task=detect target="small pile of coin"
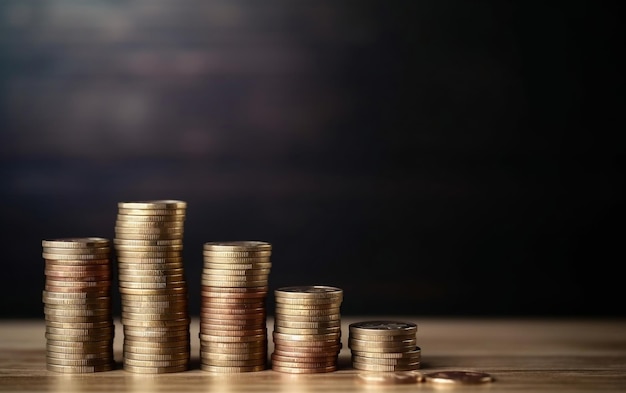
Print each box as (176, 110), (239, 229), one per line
(200, 241), (272, 373)
(348, 321), (420, 372)
(114, 200), (190, 374)
(42, 237), (115, 373)
(271, 286), (343, 373)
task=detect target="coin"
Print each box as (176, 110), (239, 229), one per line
(274, 286), (343, 299)
(46, 363), (114, 373)
(357, 371), (424, 384)
(42, 238), (110, 249)
(349, 321), (417, 336)
(271, 365), (336, 374)
(203, 241), (271, 250)
(122, 364), (188, 374)
(424, 371), (494, 384)
(118, 200), (187, 210)
(117, 208), (186, 216)
(200, 364), (266, 373)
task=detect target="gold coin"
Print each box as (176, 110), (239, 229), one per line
(272, 339), (339, 347)
(122, 363), (188, 374)
(42, 247), (111, 255)
(45, 314), (112, 323)
(118, 262), (184, 271)
(45, 326), (114, 336)
(45, 320), (112, 329)
(118, 287), (187, 296)
(123, 357), (188, 368)
(42, 238), (110, 249)
(271, 346), (342, 356)
(274, 307), (341, 316)
(349, 333), (416, 342)
(273, 332), (340, 342)
(352, 355), (421, 366)
(200, 351), (266, 361)
(199, 346), (266, 356)
(120, 293), (188, 303)
(44, 258), (110, 266)
(46, 363), (114, 373)
(46, 351), (113, 360)
(123, 352), (189, 361)
(349, 321), (417, 336)
(274, 286), (343, 299)
(43, 253), (110, 261)
(199, 328), (266, 337)
(273, 319), (341, 329)
(114, 226), (184, 235)
(121, 318), (190, 328)
(202, 250), (271, 258)
(357, 371), (424, 384)
(273, 314), (341, 322)
(271, 365), (336, 373)
(114, 238), (183, 245)
(203, 262), (272, 270)
(115, 250), (182, 258)
(116, 214), (185, 223)
(118, 200), (187, 210)
(46, 339), (113, 348)
(114, 233), (183, 241)
(198, 341), (266, 350)
(349, 337), (416, 348)
(274, 326), (341, 335)
(200, 364), (266, 373)
(114, 245), (184, 253)
(118, 274), (185, 283)
(201, 280), (268, 288)
(199, 333), (266, 343)
(274, 297), (341, 306)
(271, 354), (337, 363)
(123, 345), (190, 354)
(117, 208), (186, 216)
(115, 220), (185, 229)
(201, 359), (266, 367)
(203, 241), (271, 251)
(46, 344), (111, 354)
(424, 371), (494, 384)
(202, 268), (271, 276)
(353, 362), (420, 372)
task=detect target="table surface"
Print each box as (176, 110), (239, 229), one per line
(1, 317), (625, 392)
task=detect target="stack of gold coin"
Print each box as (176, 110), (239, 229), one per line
(348, 321), (421, 372)
(200, 241), (272, 373)
(114, 200), (190, 374)
(271, 285), (343, 374)
(42, 237), (115, 373)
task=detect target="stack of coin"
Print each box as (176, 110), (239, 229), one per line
(348, 321), (421, 372)
(42, 237), (115, 373)
(200, 241), (272, 373)
(271, 286), (343, 374)
(114, 200), (190, 374)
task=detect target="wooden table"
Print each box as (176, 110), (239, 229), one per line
(1, 317), (625, 392)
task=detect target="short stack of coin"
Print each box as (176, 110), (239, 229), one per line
(114, 200), (190, 374)
(200, 241), (272, 373)
(271, 286), (343, 374)
(348, 321), (421, 372)
(42, 237), (115, 373)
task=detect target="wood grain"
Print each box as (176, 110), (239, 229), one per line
(1, 317), (625, 392)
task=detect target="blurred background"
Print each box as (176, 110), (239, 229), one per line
(0, 0), (622, 318)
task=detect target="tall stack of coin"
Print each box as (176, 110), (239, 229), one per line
(42, 237), (115, 373)
(200, 241), (272, 373)
(271, 286), (343, 373)
(114, 200), (190, 374)
(348, 321), (421, 372)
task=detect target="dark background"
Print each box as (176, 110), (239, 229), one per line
(0, 0), (622, 318)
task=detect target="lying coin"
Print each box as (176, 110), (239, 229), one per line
(424, 371), (494, 384)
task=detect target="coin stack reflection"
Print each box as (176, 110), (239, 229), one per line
(200, 241), (272, 372)
(114, 200), (190, 374)
(42, 237), (115, 373)
(348, 321), (420, 371)
(271, 286), (343, 373)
